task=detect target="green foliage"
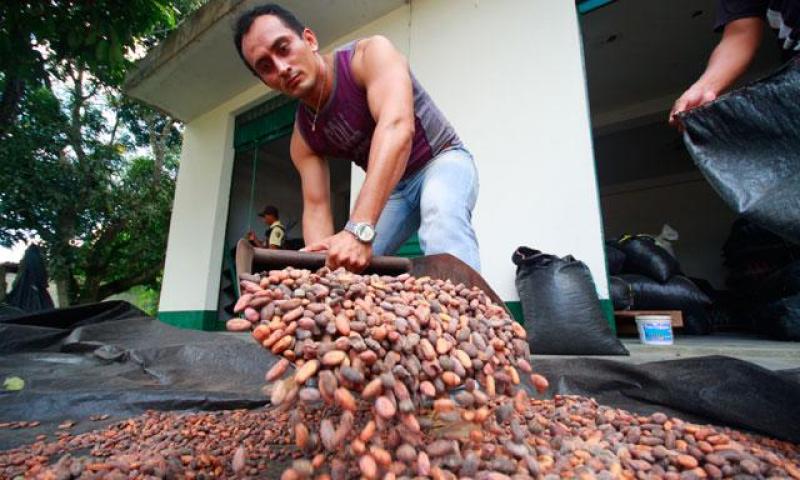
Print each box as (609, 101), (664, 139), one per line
(0, 1), (203, 305)
(0, 1), (175, 87)
(130, 285), (161, 317)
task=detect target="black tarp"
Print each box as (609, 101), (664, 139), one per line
(1, 302), (799, 452)
(0, 302), (276, 450)
(681, 57), (800, 245)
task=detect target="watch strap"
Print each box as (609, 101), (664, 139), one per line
(344, 221), (376, 243)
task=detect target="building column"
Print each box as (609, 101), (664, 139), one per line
(158, 110), (236, 329)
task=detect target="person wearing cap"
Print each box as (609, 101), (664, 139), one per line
(233, 4), (481, 273)
(669, 0), (799, 127)
(248, 205), (285, 249)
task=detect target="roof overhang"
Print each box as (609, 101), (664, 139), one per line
(124, 0), (406, 122)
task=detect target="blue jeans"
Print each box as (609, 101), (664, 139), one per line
(372, 147), (481, 271)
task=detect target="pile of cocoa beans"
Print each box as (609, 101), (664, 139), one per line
(2, 267), (798, 479)
(222, 267), (800, 479)
(228, 267), (550, 478)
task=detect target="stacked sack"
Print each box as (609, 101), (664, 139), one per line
(718, 218), (800, 340)
(607, 235), (712, 335)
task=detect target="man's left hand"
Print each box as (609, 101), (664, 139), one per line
(303, 230), (373, 272)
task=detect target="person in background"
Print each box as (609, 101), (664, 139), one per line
(669, 0), (798, 127)
(248, 205), (285, 249)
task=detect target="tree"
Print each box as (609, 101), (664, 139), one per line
(0, 1), (178, 136)
(0, 1), (201, 306)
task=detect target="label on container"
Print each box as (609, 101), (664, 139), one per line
(637, 319), (674, 345)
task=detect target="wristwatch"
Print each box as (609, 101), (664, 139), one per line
(344, 221), (376, 244)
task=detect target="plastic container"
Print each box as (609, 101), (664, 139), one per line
(635, 315), (674, 345)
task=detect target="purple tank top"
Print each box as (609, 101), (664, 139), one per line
(296, 42), (463, 179)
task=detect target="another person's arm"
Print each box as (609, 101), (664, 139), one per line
(669, 17), (765, 126)
(290, 126), (335, 247)
(247, 229), (264, 248)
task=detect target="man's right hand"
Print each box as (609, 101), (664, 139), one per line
(669, 84), (718, 129)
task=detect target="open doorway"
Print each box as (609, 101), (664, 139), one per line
(216, 97), (351, 320)
(580, 0), (786, 336)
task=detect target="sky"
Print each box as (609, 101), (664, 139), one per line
(0, 243), (27, 264)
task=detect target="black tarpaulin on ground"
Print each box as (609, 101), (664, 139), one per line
(1, 302), (799, 452)
(0, 302), (277, 450)
(681, 57), (800, 245)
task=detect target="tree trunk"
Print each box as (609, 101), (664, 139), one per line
(0, 76), (25, 138)
(54, 277), (70, 308)
(0, 15), (30, 138)
(0, 264), (7, 303)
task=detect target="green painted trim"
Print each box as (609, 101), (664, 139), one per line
(158, 310), (223, 331)
(505, 299), (616, 333)
(599, 298), (616, 334)
(395, 232), (423, 258)
(505, 301), (524, 325)
(577, 0), (616, 14)
(234, 98), (297, 150)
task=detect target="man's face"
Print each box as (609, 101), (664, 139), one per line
(241, 15), (320, 98)
(263, 214), (276, 226)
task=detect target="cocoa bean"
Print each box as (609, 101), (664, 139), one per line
(265, 358), (290, 382)
(375, 396), (396, 419)
(322, 350), (347, 366)
(294, 359), (319, 384)
(334, 388), (356, 411)
(358, 454), (378, 479)
(226, 318), (251, 332)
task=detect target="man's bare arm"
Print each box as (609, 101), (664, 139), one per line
(348, 35), (415, 225)
(289, 127), (334, 246)
(670, 17), (764, 125)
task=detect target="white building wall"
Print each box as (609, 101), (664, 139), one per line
(159, 86), (265, 313)
(160, 0), (606, 316)
(346, 0), (607, 301)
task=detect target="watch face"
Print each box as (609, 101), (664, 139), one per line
(356, 224), (376, 242)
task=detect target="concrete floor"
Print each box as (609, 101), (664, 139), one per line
(533, 334), (800, 372)
(229, 330), (799, 372)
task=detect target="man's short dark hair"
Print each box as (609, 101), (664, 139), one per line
(234, 4), (305, 76)
(259, 205), (279, 218)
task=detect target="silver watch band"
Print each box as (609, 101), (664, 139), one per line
(345, 221), (376, 243)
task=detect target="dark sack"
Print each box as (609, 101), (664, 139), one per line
(762, 293), (800, 341)
(620, 274), (712, 334)
(681, 57), (800, 245)
(605, 241), (626, 275)
(609, 276), (634, 311)
(619, 274), (711, 310)
(619, 236), (680, 283)
(513, 247), (628, 355)
(6, 245), (55, 313)
(754, 260), (800, 303)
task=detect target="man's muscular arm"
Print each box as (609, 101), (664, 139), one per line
(348, 35), (415, 226)
(318, 36), (414, 272)
(290, 126), (335, 247)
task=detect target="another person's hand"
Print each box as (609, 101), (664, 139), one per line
(669, 83), (718, 129)
(303, 231), (373, 272)
(246, 230), (257, 243)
